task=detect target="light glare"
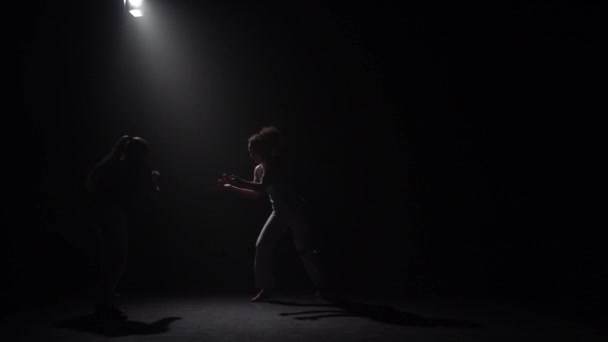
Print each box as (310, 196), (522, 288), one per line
(128, 0), (143, 7)
(129, 9), (143, 17)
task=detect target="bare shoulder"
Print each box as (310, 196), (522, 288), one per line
(254, 164), (265, 175)
(253, 164), (264, 181)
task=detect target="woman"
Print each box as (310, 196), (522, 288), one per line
(219, 126), (330, 302)
(86, 135), (160, 320)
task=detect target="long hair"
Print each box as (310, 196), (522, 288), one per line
(86, 135), (150, 195)
(86, 136), (130, 194)
(125, 137), (150, 162)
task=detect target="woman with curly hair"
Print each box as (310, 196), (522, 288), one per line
(219, 126), (331, 302)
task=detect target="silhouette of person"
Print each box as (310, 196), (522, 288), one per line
(86, 135), (160, 320)
(218, 126), (331, 302)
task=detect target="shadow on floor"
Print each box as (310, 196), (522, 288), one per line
(266, 298), (481, 328)
(55, 315), (181, 337)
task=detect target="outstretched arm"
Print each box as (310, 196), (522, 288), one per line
(231, 177), (267, 193)
(219, 166), (265, 199)
(225, 185), (262, 199)
(85, 135), (131, 194)
(231, 164), (271, 192)
(109, 135), (132, 161)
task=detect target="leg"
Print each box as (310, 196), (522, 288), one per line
(96, 210), (129, 319)
(289, 211), (326, 290)
(253, 212), (287, 300)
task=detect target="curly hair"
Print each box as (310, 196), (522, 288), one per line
(248, 126), (285, 160)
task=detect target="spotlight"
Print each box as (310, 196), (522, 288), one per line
(129, 9), (143, 17)
(124, 0), (144, 17)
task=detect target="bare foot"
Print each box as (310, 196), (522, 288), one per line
(250, 288), (275, 302)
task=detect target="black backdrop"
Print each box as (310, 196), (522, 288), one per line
(6, 0), (604, 313)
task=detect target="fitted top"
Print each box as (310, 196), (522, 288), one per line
(254, 163), (303, 212)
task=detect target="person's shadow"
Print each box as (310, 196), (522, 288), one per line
(55, 315), (181, 337)
(266, 297), (481, 328)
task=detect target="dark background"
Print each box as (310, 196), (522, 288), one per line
(6, 0), (604, 313)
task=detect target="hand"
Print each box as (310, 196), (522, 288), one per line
(117, 135), (133, 146)
(217, 178), (234, 191)
(152, 170), (161, 189)
(218, 173), (238, 187)
(112, 135), (133, 157)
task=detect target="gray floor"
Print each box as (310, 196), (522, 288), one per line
(2, 293), (604, 341)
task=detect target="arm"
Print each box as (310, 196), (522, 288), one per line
(109, 135), (132, 161)
(231, 177), (267, 193)
(230, 164), (271, 192)
(224, 185), (262, 199)
(150, 170), (161, 200)
(220, 165), (265, 199)
(86, 135), (131, 194)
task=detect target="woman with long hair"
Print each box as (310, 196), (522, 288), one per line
(86, 135), (160, 320)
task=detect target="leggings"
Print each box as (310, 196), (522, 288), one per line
(254, 208), (325, 289)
